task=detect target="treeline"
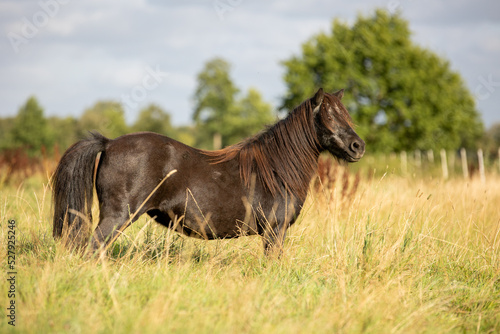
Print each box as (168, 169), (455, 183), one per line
(0, 97), (198, 156)
(2, 10), (500, 161)
(0, 58), (276, 156)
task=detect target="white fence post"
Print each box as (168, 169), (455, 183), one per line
(440, 149), (448, 179)
(460, 148), (468, 179)
(478, 148), (485, 183)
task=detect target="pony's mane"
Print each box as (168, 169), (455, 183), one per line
(201, 98), (320, 201)
(321, 93), (354, 128)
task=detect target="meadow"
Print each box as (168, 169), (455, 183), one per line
(1, 158), (499, 333)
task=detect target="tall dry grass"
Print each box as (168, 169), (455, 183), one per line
(0, 164), (499, 333)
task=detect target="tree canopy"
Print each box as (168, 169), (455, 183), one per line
(193, 58), (240, 149)
(483, 122), (500, 158)
(230, 87), (275, 142)
(79, 101), (128, 139)
(9, 96), (52, 155)
(1, 12), (490, 158)
(193, 57), (274, 149)
(132, 104), (174, 135)
(281, 10), (484, 152)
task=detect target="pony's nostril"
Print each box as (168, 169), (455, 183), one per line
(350, 140), (365, 156)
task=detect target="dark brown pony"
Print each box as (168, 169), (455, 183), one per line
(52, 88), (365, 254)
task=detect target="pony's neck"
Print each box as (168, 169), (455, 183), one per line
(239, 101), (320, 201)
(201, 99), (320, 201)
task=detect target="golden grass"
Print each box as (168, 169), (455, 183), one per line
(0, 170), (499, 333)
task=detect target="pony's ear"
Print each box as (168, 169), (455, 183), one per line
(312, 88), (324, 113)
(333, 89), (344, 100)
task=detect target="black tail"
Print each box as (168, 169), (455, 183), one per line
(52, 132), (109, 243)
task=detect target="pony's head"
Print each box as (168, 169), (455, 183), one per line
(311, 88), (365, 162)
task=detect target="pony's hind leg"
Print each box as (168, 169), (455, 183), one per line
(90, 211), (133, 253)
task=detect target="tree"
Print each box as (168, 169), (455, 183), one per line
(483, 123), (500, 159)
(174, 125), (197, 147)
(0, 117), (15, 151)
(193, 57), (240, 149)
(47, 116), (79, 152)
(193, 58), (274, 149)
(228, 88), (275, 143)
(132, 104), (173, 135)
(281, 9), (483, 152)
(10, 96), (52, 155)
(79, 101), (128, 139)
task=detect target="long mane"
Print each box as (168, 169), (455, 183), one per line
(201, 98), (320, 201)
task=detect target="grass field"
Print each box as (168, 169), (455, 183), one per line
(1, 165), (499, 333)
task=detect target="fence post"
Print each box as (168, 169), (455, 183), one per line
(460, 148), (468, 179)
(440, 149), (448, 179)
(478, 148), (485, 183)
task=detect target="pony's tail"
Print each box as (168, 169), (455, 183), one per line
(52, 132), (109, 245)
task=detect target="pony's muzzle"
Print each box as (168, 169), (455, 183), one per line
(348, 138), (365, 160)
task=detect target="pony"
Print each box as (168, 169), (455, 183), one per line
(52, 88), (365, 254)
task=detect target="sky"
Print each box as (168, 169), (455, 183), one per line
(1, 0), (499, 129)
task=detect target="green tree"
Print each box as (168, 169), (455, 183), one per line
(47, 116), (79, 152)
(228, 88), (275, 143)
(193, 57), (240, 149)
(193, 58), (275, 149)
(79, 101), (128, 139)
(10, 96), (52, 155)
(483, 123), (500, 159)
(281, 9), (483, 152)
(0, 117), (15, 151)
(173, 125), (197, 147)
(132, 104), (173, 135)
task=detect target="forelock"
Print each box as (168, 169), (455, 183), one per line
(322, 93), (353, 126)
